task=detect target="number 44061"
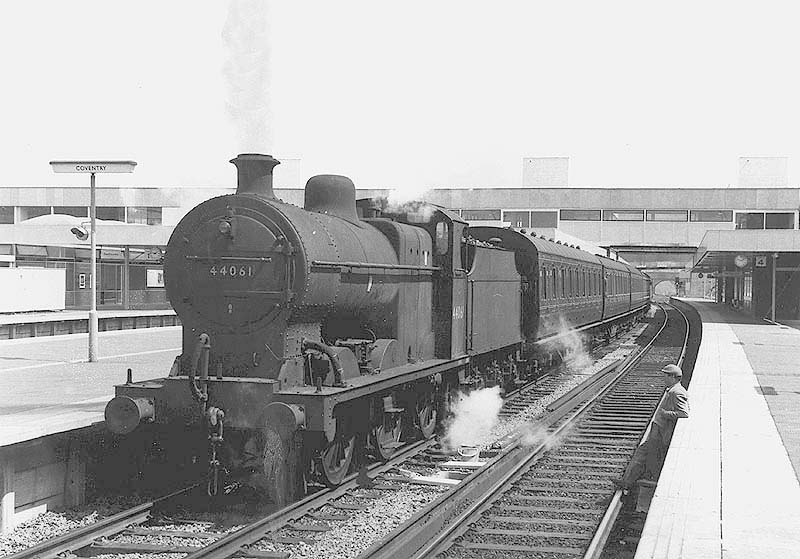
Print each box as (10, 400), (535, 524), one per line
(210, 265), (253, 277)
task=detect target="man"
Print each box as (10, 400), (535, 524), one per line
(619, 363), (689, 488)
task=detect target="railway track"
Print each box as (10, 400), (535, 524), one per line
(5, 311), (666, 559)
(369, 302), (690, 559)
(2, 485), (207, 559)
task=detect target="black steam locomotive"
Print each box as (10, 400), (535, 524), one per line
(104, 154), (651, 504)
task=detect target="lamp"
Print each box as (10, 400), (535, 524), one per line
(50, 160), (137, 362)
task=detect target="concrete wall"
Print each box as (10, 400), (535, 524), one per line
(1, 433), (86, 533)
(0, 268), (65, 312)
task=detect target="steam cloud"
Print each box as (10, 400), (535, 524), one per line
(223, 0), (272, 153)
(442, 386), (503, 451)
(518, 420), (574, 453)
(384, 198), (437, 222)
(541, 315), (590, 372)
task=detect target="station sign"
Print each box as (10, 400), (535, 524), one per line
(50, 160), (137, 173)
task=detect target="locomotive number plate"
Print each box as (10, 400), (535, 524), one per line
(210, 264), (255, 278)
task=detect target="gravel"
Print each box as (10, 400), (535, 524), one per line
(483, 345), (641, 449)
(0, 494), (144, 557)
(247, 486), (445, 559)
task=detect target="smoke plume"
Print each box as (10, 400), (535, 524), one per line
(222, 0), (271, 153)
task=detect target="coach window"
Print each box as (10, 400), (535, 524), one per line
(554, 269), (559, 298)
(540, 268), (546, 299)
(567, 269), (572, 296)
(572, 269), (576, 296)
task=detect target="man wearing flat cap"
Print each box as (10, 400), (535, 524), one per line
(619, 363), (689, 488)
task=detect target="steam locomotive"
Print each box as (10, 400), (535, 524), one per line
(104, 154), (651, 504)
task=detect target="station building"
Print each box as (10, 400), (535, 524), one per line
(1, 156), (798, 321)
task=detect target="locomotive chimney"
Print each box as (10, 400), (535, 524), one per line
(230, 153), (280, 198)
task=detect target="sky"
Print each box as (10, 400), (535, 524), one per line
(1, 1), (799, 191)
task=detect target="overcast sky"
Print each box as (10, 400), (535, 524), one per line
(1, 1), (798, 190)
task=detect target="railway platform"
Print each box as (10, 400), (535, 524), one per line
(0, 326), (181, 446)
(0, 327), (181, 531)
(0, 308), (179, 339)
(634, 298), (800, 558)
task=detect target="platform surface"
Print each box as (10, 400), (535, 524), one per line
(0, 327), (181, 446)
(634, 299), (800, 559)
(0, 308), (175, 325)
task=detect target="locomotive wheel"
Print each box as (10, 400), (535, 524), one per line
(261, 428), (291, 506)
(372, 414), (403, 460)
(242, 427), (295, 507)
(416, 393), (437, 439)
(320, 433), (356, 487)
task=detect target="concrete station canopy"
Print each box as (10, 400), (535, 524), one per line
(693, 229), (800, 272)
(0, 214), (173, 247)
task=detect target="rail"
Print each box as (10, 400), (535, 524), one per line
(5, 484), (200, 559)
(363, 302), (690, 559)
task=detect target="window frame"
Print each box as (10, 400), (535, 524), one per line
(560, 209), (601, 221)
(602, 209), (645, 222)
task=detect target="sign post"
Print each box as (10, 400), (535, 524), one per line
(49, 160), (137, 362)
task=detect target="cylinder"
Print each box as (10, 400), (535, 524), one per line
(105, 396), (155, 435)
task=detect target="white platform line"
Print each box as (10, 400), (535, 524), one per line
(0, 347), (181, 373)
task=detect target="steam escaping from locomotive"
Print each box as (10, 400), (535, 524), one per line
(541, 316), (591, 371)
(442, 386), (504, 451)
(519, 421), (573, 452)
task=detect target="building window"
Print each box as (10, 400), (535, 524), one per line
(462, 209), (501, 221)
(560, 209), (601, 221)
(765, 212), (795, 229)
(503, 211), (529, 228)
(530, 211), (558, 228)
(97, 207), (125, 222)
(735, 212), (765, 230)
(646, 210), (688, 222)
(603, 210), (644, 221)
(0, 206), (13, 224)
(53, 206), (88, 217)
(127, 207), (162, 225)
(690, 210), (733, 222)
(18, 206), (51, 221)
